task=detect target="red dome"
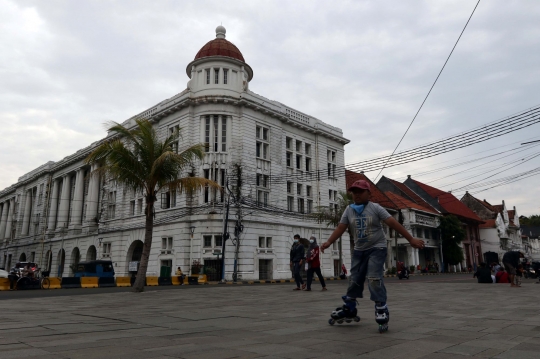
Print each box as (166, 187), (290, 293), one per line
(194, 38), (245, 62)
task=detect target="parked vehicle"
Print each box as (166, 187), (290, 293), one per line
(398, 268), (410, 280)
(74, 260), (115, 278)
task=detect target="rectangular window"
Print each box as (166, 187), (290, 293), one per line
(266, 237), (272, 248)
(332, 164), (336, 177)
(262, 128), (268, 141)
(213, 115), (219, 152)
(137, 198), (143, 214)
(221, 117), (227, 152)
(296, 155), (302, 169)
(287, 196), (294, 212)
(256, 142), (262, 158)
(305, 157), (311, 172)
(286, 152), (292, 167)
(223, 69), (228, 84)
(161, 192), (171, 209)
(171, 190), (176, 208)
(286, 137), (292, 150)
(130, 200), (135, 216)
(287, 181), (292, 194)
(38, 184), (44, 205)
(296, 140), (302, 152)
(206, 69), (210, 84)
(215, 235), (223, 248)
(297, 184), (302, 196)
(108, 191), (116, 219)
(334, 190), (338, 201)
(203, 235), (212, 248)
(329, 189), (332, 200)
(263, 143), (268, 159)
(307, 200), (313, 214)
(305, 143), (311, 155)
(306, 186), (312, 197)
(205, 116), (210, 152)
(169, 125), (179, 153)
(256, 126), (261, 139)
(103, 243), (111, 255)
(327, 163), (331, 177)
(263, 175), (269, 188)
(214, 68), (219, 84)
(257, 190), (268, 207)
(204, 169), (210, 203)
(259, 236), (266, 248)
(256, 173), (262, 186)
(297, 198), (305, 213)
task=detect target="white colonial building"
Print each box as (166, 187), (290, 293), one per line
(0, 26), (350, 281)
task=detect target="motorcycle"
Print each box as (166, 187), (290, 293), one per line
(398, 268), (410, 280)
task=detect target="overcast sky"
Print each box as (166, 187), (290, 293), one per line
(1, 0), (539, 216)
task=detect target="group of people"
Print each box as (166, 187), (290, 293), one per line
(8, 264), (35, 290)
(474, 250), (526, 286)
(290, 234), (327, 291)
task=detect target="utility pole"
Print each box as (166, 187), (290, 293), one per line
(232, 164), (243, 282)
(220, 173), (230, 282)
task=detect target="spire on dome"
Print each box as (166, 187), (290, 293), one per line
(216, 25), (226, 39)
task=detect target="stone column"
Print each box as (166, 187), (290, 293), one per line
(31, 187), (40, 235)
(69, 169), (85, 232)
(84, 164), (100, 229)
(406, 245), (414, 267)
(415, 248), (420, 267)
(21, 190), (33, 235)
(0, 201), (8, 239)
(56, 175), (71, 230)
(47, 179), (60, 233)
(4, 198), (14, 239)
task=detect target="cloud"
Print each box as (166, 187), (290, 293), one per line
(1, 0), (539, 215)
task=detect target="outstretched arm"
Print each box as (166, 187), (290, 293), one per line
(384, 217), (425, 249)
(321, 223), (348, 253)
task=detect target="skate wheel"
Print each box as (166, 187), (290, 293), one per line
(378, 324), (388, 333)
(337, 320), (344, 324)
(345, 319), (352, 323)
(328, 318), (335, 326)
(354, 316), (360, 322)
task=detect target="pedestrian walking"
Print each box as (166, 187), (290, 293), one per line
(306, 236), (327, 291)
(290, 234), (306, 291)
(502, 250), (524, 287)
(321, 179), (425, 332)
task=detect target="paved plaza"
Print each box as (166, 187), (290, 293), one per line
(1, 276), (539, 359)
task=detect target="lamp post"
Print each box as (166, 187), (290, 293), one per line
(189, 226), (195, 275)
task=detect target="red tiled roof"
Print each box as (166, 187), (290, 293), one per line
(480, 200), (497, 212)
(479, 218), (497, 229)
(492, 204), (503, 213)
(195, 38), (245, 62)
(411, 179), (483, 222)
(345, 170), (397, 210)
(387, 178), (438, 213)
(384, 191), (438, 214)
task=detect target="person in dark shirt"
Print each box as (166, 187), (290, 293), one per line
(290, 234), (306, 290)
(473, 262), (493, 283)
(502, 251), (524, 287)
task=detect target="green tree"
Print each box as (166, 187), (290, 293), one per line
(520, 215), (540, 226)
(438, 215), (465, 267)
(85, 119), (219, 292)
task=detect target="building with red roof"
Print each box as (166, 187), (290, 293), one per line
(461, 193), (526, 262)
(403, 176), (483, 271)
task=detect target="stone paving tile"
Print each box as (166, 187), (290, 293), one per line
(0, 280), (538, 358)
(439, 344), (488, 356)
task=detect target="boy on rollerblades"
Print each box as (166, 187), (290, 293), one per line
(321, 179), (425, 332)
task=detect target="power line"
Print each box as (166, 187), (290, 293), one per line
(373, 0), (482, 182)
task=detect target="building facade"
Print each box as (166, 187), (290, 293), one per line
(0, 26), (350, 280)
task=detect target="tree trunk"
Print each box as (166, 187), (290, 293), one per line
(133, 200), (154, 292)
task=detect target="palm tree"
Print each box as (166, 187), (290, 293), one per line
(312, 191), (353, 270)
(85, 119), (220, 292)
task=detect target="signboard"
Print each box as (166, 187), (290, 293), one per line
(129, 261), (139, 272)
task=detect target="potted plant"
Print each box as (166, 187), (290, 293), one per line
(409, 265), (415, 274)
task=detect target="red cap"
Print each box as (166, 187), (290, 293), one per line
(348, 179), (371, 192)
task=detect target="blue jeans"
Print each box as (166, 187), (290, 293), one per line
(293, 262), (304, 287)
(346, 247), (387, 303)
